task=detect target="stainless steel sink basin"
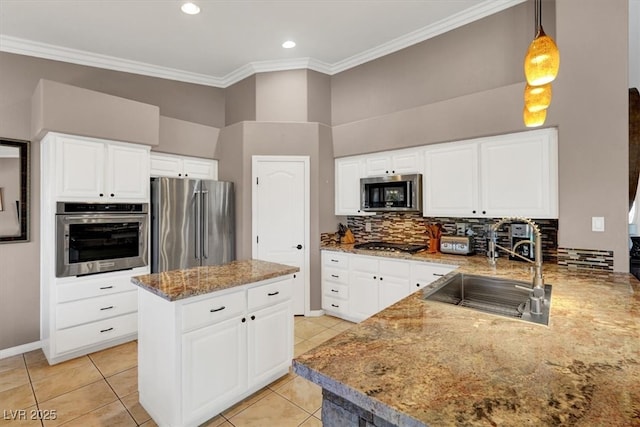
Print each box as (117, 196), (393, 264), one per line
(423, 273), (552, 326)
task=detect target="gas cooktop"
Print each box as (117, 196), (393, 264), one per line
(353, 241), (428, 254)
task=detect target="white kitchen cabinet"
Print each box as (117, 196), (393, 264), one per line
(322, 250), (457, 322)
(422, 128), (558, 219)
(335, 157), (373, 216)
(43, 267), (145, 364)
(138, 275), (294, 427)
(150, 152), (218, 180)
(349, 256), (410, 320)
(364, 148), (422, 176)
(411, 263), (456, 291)
(182, 315), (247, 422)
(52, 133), (149, 201)
(247, 301), (292, 388)
(321, 251), (351, 317)
(423, 141), (479, 217)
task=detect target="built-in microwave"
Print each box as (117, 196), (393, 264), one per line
(360, 174), (422, 213)
(55, 202), (148, 277)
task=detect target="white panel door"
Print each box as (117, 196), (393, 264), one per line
(106, 143), (149, 201)
(253, 157), (309, 315)
(423, 142), (479, 217)
(55, 136), (105, 199)
(247, 301), (292, 388)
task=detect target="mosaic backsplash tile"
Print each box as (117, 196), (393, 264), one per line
(339, 212), (559, 261)
(557, 247), (615, 271)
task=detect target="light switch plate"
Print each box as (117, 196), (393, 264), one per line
(365, 222), (372, 232)
(592, 216), (605, 232)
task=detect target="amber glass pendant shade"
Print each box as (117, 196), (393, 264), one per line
(523, 106), (546, 127)
(524, 83), (552, 112)
(524, 26), (560, 86)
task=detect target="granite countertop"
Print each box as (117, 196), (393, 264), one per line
(294, 243), (640, 426)
(131, 259), (299, 301)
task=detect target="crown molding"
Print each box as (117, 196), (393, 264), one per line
(330, 0), (526, 73)
(0, 0), (526, 88)
(0, 35), (225, 87)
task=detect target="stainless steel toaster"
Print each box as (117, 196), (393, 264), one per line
(440, 235), (475, 255)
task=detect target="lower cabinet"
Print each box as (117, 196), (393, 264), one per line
(322, 250), (456, 323)
(43, 267), (145, 365)
(138, 275), (294, 427)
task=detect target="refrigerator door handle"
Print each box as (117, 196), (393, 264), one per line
(194, 190), (201, 261)
(202, 190), (209, 260)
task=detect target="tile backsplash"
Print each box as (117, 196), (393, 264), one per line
(343, 213), (559, 261)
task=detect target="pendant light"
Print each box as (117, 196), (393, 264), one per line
(524, 83), (552, 112)
(524, 0), (560, 86)
(523, 106), (547, 128)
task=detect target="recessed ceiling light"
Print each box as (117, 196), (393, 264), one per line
(181, 2), (200, 15)
(282, 40), (296, 49)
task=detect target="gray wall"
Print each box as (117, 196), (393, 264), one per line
(215, 121), (336, 311)
(0, 52), (225, 351)
(330, 0), (629, 272)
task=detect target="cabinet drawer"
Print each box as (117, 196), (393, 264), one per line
(57, 291), (137, 329)
(323, 267), (349, 285)
(350, 256), (378, 273)
(248, 278), (292, 312)
(55, 313), (137, 354)
(322, 252), (350, 269)
(411, 263), (456, 288)
(379, 259), (410, 277)
(322, 296), (349, 316)
(323, 282), (348, 300)
(57, 273), (138, 303)
(182, 290), (246, 332)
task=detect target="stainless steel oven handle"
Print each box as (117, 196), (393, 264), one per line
(59, 215), (147, 222)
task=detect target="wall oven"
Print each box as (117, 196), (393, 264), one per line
(56, 202), (148, 277)
(360, 174), (422, 213)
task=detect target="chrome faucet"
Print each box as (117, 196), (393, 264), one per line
(488, 216), (545, 315)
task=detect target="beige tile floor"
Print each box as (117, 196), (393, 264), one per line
(0, 315), (353, 427)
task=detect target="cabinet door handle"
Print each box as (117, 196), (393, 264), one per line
(379, 277), (383, 281)
(99, 193), (104, 197)
(416, 283), (421, 287)
(331, 259), (339, 263)
(433, 273), (445, 277)
(210, 306), (226, 313)
(331, 304), (339, 308)
(251, 315), (256, 320)
(267, 291), (279, 296)
(110, 193), (115, 197)
(99, 286), (114, 290)
(373, 276), (377, 279)
(242, 317), (246, 323)
(331, 274), (339, 278)
(100, 306), (114, 311)
(100, 327), (113, 333)
(331, 289), (339, 293)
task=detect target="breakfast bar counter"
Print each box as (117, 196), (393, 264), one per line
(293, 244), (640, 426)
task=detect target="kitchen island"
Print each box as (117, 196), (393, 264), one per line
(132, 259), (299, 427)
(293, 244), (640, 426)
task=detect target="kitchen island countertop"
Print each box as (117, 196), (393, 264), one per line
(131, 259), (299, 301)
(293, 243), (640, 426)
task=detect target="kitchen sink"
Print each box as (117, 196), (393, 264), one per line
(423, 273), (552, 326)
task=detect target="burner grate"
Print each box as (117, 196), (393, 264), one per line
(353, 241), (428, 254)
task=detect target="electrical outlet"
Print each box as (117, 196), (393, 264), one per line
(592, 216), (605, 232)
(365, 222), (372, 232)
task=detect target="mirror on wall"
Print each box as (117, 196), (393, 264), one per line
(0, 138), (29, 243)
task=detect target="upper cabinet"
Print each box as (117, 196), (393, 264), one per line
(364, 148), (422, 176)
(150, 152), (218, 180)
(335, 157), (374, 216)
(52, 134), (150, 202)
(423, 128), (558, 219)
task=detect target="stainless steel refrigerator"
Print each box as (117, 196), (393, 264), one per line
(150, 177), (235, 272)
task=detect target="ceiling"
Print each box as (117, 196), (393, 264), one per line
(0, 0), (526, 88)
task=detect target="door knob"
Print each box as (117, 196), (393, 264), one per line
(296, 244), (303, 250)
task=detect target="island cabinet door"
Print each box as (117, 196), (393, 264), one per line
(182, 315), (248, 423)
(247, 300), (293, 388)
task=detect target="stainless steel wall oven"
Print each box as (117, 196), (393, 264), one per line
(56, 202), (148, 277)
